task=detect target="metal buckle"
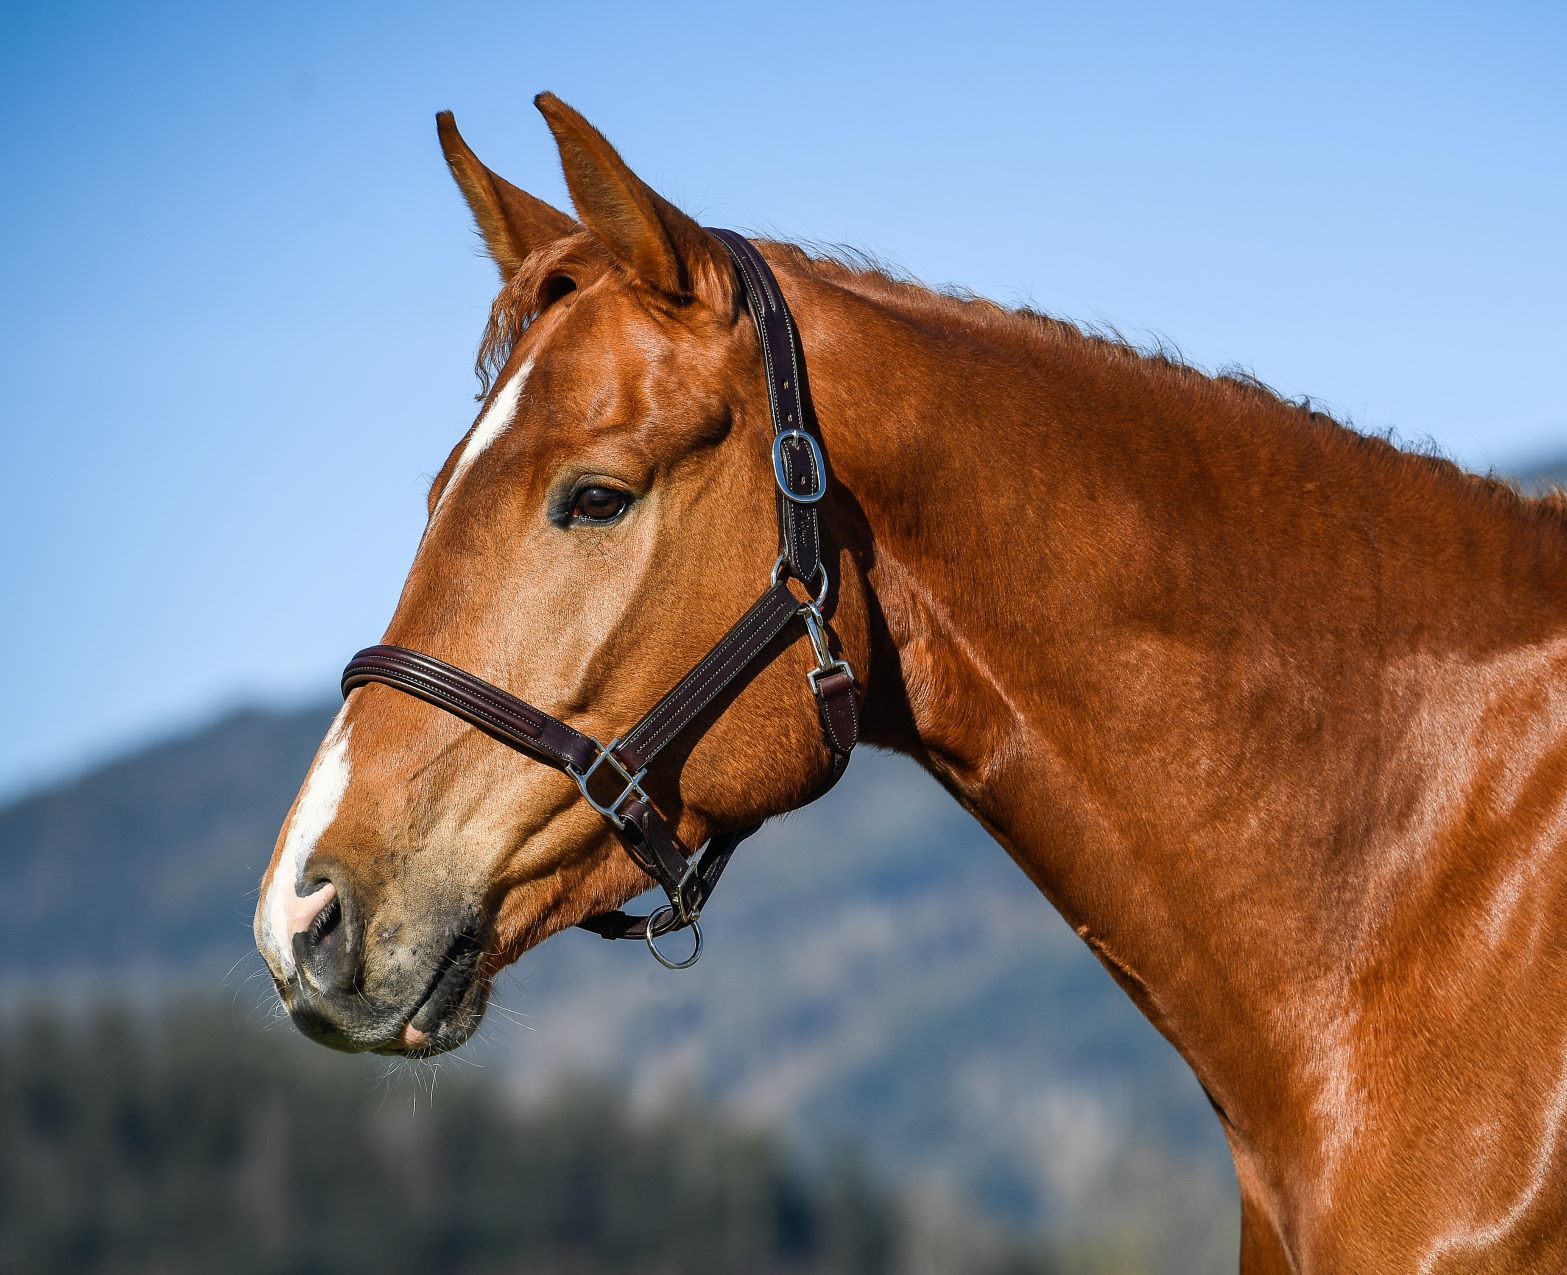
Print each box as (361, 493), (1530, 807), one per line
(644, 906), (703, 970)
(569, 738), (648, 828)
(669, 856), (699, 906)
(771, 429), (827, 504)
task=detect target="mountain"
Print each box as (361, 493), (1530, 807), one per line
(1529, 453), (1567, 485)
(0, 704), (1238, 1271)
(0, 703), (334, 977)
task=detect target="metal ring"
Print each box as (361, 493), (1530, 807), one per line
(770, 555), (830, 608)
(644, 907), (703, 970)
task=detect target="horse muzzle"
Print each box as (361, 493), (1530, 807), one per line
(265, 867), (489, 1056)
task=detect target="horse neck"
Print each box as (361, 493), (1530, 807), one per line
(792, 257), (1567, 1150)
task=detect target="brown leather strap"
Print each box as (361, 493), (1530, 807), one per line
(342, 643), (712, 928)
(811, 666), (860, 778)
(342, 645), (598, 773)
(614, 582), (800, 772)
(707, 229), (825, 586)
(343, 576), (846, 934)
(576, 823), (758, 941)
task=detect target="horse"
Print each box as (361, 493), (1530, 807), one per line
(254, 94), (1567, 1272)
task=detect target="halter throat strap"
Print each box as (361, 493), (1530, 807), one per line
(340, 230), (858, 968)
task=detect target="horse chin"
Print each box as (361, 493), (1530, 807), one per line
(372, 975), (490, 1058)
(279, 927), (495, 1058)
(372, 948), (494, 1058)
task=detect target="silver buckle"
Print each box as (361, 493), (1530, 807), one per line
(569, 738), (648, 828)
(771, 429), (827, 504)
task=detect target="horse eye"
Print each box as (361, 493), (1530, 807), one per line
(569, 485), (629, 523)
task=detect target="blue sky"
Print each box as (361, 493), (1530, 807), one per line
(2, 1), (1563, 798)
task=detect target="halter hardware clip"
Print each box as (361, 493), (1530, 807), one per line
(800, 601), (854, 692)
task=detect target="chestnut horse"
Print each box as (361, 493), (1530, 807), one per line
(255, 94), (1567, 1271)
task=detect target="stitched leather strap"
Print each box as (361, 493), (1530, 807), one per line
(811, 667), (860, 780)
(707, 228), (825, 585)
(576, 823), (758, 940)
(342, 645), (599, 772)
(614, 582), (800, 772)
(341, 648), (710, 929)
(343, 586), (808, 938)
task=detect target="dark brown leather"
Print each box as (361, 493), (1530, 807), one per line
(613, 582), (800, 773)
(576, 821), (754, 940)
(340, 230), (859, 959)
(812, 668), (860, 758)
(342, 645), (598, 773)
(708, 229), (824, 585)
(612, 799), (700, 920)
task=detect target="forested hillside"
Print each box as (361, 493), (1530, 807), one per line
(1, 703), (332, 974)
(0, 706), (1238, 1271)
(0, 997), (1062, 1275)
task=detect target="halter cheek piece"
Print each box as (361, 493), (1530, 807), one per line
(340, 230), (859, 969)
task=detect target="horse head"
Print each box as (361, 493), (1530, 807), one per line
(254, 95), (871, 1054)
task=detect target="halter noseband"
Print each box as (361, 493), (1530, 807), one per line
(340, 229), (859, 969)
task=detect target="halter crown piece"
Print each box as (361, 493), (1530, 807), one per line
(341, 230), (860, 969)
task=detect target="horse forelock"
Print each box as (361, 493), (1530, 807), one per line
(475, 231), (612, 395)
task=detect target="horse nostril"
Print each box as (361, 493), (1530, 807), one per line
(292, 877), (361, 994)
(305, 892), (341, 945)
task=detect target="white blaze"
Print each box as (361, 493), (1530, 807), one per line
(260, 362), (529, 978)
(433, 358), (532, 516)
(264, 714), (353, 978)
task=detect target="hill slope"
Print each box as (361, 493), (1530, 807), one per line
(0, 704), (1237, 1268)
(0, 703), (333, 975)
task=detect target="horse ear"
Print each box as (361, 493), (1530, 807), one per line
(436, 111), (577, 278)
(533, 92), (731, 306)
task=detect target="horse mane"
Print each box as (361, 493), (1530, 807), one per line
(475, 233), (1567, 533)
(770, 240), (1567, 536)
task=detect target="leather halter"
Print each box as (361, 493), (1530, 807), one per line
(340, 229), (859, 968)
